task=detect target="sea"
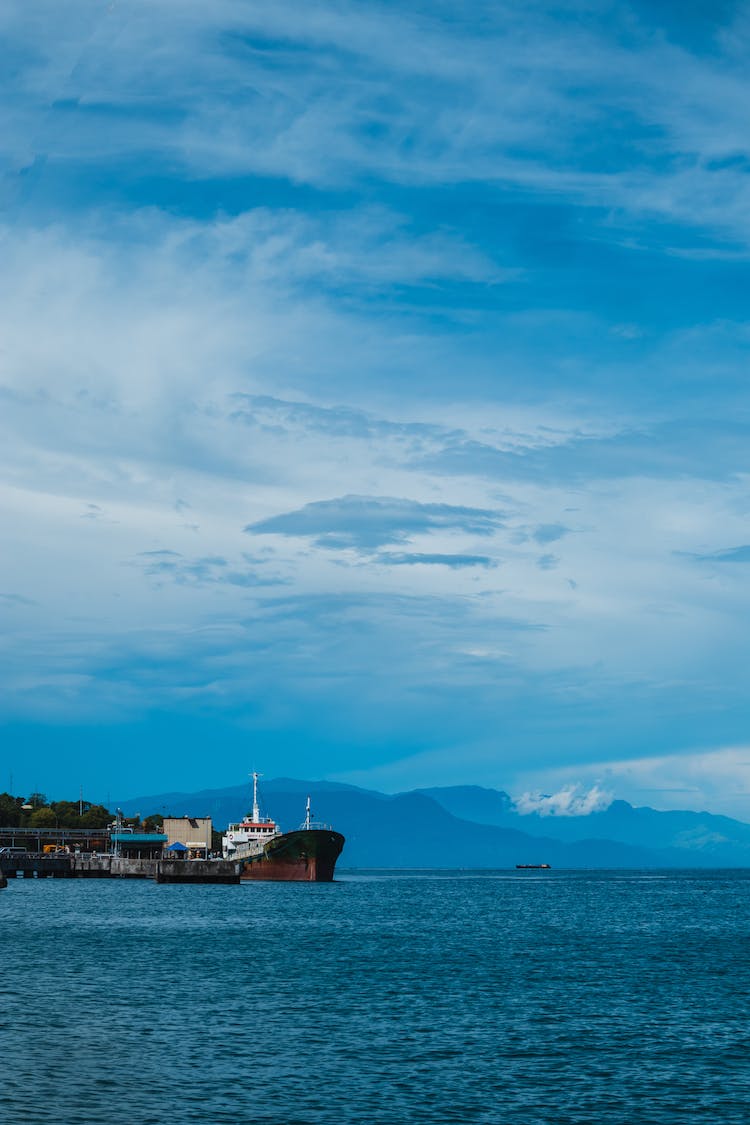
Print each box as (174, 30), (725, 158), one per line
(2, 869), (749, 1125)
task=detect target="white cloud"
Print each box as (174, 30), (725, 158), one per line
(5, 2), (750, 242)
(512, 747), (750, 820)
(513, 783), (613, 817)
(2, 215), (750, 734)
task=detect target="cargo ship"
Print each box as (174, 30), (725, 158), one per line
(222, 773), (345, 882)
(515, 863), (551, 869)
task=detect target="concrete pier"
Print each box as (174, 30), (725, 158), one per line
(0, 853), (240, 884)
(0, 855), (73, 878)
(73, 855), (159, 878)
(155, 859), (239, 884)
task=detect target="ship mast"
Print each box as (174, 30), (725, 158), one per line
(251, 771), (262, 823)
(304, 795), (311, 830)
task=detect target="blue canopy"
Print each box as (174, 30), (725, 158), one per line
(166, 841), (188, 852)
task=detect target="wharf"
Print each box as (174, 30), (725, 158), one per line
(0, 854), (240, 884)
(75, 855), (159, 878)
(155, 859), (239, 884)
(1, 854), (73, 879)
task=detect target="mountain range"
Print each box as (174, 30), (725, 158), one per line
(117, 778), (750, 868)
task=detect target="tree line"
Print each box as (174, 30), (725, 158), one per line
(0, 792), (163, 832)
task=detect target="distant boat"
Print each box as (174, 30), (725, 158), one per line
(515, 863), (551, 869)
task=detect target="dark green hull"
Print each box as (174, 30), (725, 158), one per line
(239, 828), (345, 881)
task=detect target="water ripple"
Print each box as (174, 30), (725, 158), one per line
(1, 871), (749, 1124)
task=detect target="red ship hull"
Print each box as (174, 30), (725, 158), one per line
(239, 828), (345, 882)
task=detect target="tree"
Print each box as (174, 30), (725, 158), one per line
(0, 792), (113, 829)
(0, 793), (26, 828)
(50, 801), (81, 827)
(29, 807), (57, 828)
(79, 805), (113, 829)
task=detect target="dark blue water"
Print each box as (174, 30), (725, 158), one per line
(2, 870), (749, 1124)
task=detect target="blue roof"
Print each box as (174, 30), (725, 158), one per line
(166, 841), (188, 852)
(111, 833), (168, 843)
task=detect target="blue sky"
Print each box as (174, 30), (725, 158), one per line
(3, 0), (750, 816)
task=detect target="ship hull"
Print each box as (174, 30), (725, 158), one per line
(239, 828), (345, 882)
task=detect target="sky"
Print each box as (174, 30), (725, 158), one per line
(3, 0), (750, 817)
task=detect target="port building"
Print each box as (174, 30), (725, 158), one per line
(163, 816), (212, 859)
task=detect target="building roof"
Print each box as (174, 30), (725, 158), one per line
(111, 833), (168, 843)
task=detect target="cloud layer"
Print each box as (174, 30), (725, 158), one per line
(2, 1), (750, 810)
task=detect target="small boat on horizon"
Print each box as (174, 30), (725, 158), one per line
(515, 863), (551, 869)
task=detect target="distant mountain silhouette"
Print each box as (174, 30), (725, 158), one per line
(118, 777), (750, 868)
(414, 785), (750, 864)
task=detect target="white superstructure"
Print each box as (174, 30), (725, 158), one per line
(222, 772), (281, 860)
